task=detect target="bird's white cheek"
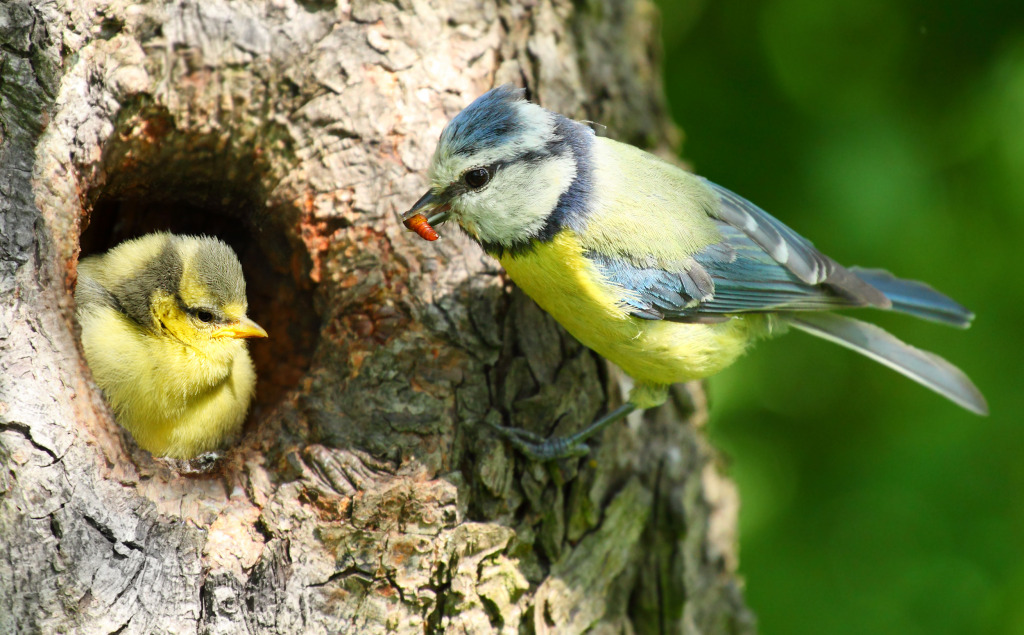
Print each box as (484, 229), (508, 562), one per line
(458, 156), (576, 244)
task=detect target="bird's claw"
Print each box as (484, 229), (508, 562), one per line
(486, 421), (591, 461)
(158, 451), (224, 475)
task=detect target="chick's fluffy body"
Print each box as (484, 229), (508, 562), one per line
(76, 233), (260, 458)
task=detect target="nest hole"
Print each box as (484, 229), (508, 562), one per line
(79, 124), (320, 428)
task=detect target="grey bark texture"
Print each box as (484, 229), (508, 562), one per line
(0, 0), (755, 633)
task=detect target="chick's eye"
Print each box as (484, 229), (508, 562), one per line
(463, 167), (490, 189)
(196, 310), (215, 323)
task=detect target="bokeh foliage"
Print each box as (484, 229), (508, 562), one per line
(655, 0), (1024, 633)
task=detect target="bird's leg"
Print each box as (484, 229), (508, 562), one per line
(487, 402), (638, 461)
(488, 383), (669, 462)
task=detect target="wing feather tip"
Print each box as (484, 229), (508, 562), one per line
(788, 313), (987, 417)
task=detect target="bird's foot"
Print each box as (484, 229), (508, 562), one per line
(486, 402), (638, 462)
(485, 421), (592, 461)
(157, 451), (224, 475)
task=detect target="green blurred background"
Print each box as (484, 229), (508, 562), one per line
(654, 0), (1024, 633)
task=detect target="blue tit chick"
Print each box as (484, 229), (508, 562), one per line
(76, 232), (267, 459)
(404, 85), (987, 461)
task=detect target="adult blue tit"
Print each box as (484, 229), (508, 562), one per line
(403, 85), (987, 460)
(76, 232), (267, 459)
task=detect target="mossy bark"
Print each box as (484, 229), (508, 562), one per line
(0, 0), (753, 632)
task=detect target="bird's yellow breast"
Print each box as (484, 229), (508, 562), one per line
(499, 230), (768, 386)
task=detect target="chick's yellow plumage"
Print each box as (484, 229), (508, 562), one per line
(76, 232), (267, 459)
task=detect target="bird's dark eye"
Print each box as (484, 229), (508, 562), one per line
(196, 310), (215, 323)
(463, 167), (490, 189)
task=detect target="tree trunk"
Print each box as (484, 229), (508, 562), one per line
(0, 0), (754, 632)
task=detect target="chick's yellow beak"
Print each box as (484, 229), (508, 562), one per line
(213, 317), (268, 339)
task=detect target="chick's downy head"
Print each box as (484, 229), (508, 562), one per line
(84, 233), (267, 367)
(406, 84), (595, 254)
(148, 235), (267, 362)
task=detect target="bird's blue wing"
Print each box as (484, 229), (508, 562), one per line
(588, 181), (891, 322)
(705, 178), (834, 285)
(703, 179), (890, 308)
(588, 223), (862, 322)
(584, 177), (984, 414)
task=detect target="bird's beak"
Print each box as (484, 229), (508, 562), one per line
(402, 190), (451, 227)
(213, 317), (269, 340)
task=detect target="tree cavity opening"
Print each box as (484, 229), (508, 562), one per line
(78, 106), (319, 427)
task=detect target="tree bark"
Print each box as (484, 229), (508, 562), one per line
(0, 0), (754, 633)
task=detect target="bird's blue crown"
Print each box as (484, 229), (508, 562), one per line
(439, 84), (529, 157)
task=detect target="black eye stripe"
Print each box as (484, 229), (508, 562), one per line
(457, 149), (557, 188)
(444, 150), (556, 198)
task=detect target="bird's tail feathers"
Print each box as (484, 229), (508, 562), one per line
(852, 267), (973, 328)
(787, 312), (988, 415)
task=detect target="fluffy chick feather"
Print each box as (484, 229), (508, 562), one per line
(76, 232), (267, 459)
